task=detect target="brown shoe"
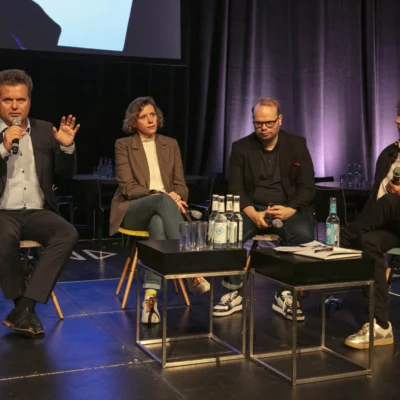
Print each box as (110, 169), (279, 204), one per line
(2, 307), (44, 337)
(30, 310), (45, 336)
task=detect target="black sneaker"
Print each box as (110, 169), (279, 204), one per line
(272, 291), (305, 321)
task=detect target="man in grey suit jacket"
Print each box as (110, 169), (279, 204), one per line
(110, 96), (209, 324)
(0, 69), (79, 337)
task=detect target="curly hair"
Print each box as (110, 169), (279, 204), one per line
(0, 69), (33, 98)
(251, 97), (281, 117)
(122, 96), (164, 134)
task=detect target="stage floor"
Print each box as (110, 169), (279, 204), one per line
(0, 240), (400, 400)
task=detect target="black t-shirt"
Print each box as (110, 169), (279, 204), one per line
(251, 137), (288, 207)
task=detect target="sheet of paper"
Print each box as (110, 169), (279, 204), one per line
(274, 246), (305, 253)
(300, 241), (326, 248)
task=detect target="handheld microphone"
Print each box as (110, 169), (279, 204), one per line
(11, 117), (22, 155)
(264, 203), (283, 228)
(270, 218), (283, 228)
(190, 209), (203, 220)
(392, 166), (400, 186)
(265, 214), (283, 228)
(182, 207), (203, 221)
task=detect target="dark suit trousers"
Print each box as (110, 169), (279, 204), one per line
(341, 193), (400, 326)
(0, 209), (78, 303)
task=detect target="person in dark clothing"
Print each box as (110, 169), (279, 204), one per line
(0, 69), (79, 337)
(213, 98), (315, 321)
(341, 101), (400, 349)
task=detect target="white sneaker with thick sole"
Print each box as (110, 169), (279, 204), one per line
(141, 295), (160, 324)
(187, 277), (210, 295)
(272, 290), (305, 321)
(213, 291), (243, 317)
(345, 320), (394, 349)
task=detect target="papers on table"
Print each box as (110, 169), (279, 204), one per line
(274, 241), (362, 260)
(273, 246), (305, 253)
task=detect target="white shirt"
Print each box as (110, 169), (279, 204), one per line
(141, 136), (165, 192)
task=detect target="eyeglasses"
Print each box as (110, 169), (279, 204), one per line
(253, 115), (280, 129)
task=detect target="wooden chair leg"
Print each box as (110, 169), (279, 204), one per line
(245, 254), (251, 272)
(51, 291), (64, 320)
(173, 279), (179, 293)
(116, 244), (136, 296)
(122, 248), (138, 309)
(116, 255), (131, 296)
(178, 278), (190, 306)
(387, 267), (392, 283)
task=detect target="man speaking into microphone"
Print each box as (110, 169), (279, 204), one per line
(0, 69), (79, 338)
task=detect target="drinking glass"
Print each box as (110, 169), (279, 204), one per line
(189, 222), (199, 250)
(179, 222), (190, 251)
(197, 221), (208, 250)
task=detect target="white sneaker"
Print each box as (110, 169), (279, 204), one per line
(187, 277), (210, 295)
(345, 320), (394, 349)
(141, 295), (160, 324)
(213, 291), (243, 317)
(272, 291), (305, 321)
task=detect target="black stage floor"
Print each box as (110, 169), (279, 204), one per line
(1, 240), (400, 400)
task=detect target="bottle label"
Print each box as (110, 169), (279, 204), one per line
(326, 223), (340, 246)
(208, 220), (215, 243)
(214, 222), (227, 244)
(330, 204), (337, 214)
(229, 221), (237, 244)
(212, 200), (219, 211)
(238, 220), (243, 242)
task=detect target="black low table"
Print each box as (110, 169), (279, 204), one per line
(136, 240), (248, 368)
(248, 248), (375, 386)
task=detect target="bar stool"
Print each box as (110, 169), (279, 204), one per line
(245, 233), (282, 269)
(115, 228), (190, 309)
(19, 240), (64, 319)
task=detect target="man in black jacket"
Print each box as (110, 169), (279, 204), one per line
(213, 98), (315, 320)
(341, 102), (400, 349)
(0, 69), (79, 337)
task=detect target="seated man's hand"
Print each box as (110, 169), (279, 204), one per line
(244, 206), (269, 228)
(267, 205), (297, 221)
(386, 181), (400, 196)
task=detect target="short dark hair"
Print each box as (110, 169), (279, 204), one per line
(0, 69), (33, 97)
(251, 97), (281, 117)
(122, 96), (164, 134)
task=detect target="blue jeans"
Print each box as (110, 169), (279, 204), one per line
(122, 194), (183, 290)
(222, 207), (314, 290)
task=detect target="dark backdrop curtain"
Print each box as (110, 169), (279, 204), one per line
(187, 0), (400, 181)
(1, 0), (400, 182)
